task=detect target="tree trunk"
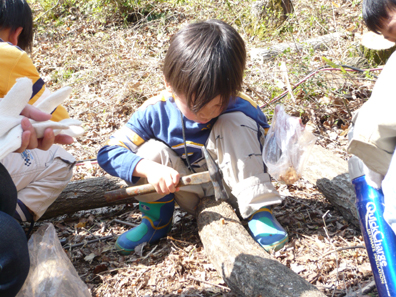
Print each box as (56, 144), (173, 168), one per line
(196, 197), (327, 297)
(40, 177), (135, 220)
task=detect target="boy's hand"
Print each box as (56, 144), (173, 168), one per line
(134, 159), (180, 195)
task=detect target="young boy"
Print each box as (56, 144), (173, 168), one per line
(347, 0), (396, 235)
(98, 19), (288, 255)
(362, 0), (396, 42)
(0, 0), (76, 223)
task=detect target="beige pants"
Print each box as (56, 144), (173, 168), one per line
(1, 145), (75, 221)
(133, 112), (281, 219)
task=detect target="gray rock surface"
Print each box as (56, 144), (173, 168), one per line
(303, 145), (360, 228)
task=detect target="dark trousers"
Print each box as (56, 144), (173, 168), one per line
(0, 163), (30, 297)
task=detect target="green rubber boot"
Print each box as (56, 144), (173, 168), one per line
(248, 206), (289, 252)
(115, 194), (175, 255)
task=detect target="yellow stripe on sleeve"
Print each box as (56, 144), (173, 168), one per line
(238, 92), (258, 108)
(103, 139), (129, 150)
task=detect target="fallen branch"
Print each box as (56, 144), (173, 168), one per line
(41, 176), (135, 220)
(322, 245), (365, 257)
(196, 197), (327, 297)
(113, 219), (138, 227)
(251, 32), (343, 62)
(188, 276), (231, 291)
(63, 235), (114, 249)
(345, 280), (377, 297)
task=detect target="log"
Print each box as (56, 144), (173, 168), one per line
(196, 197), (327, 297)
(40, 176), (135, 220)
(41, 145), (360, 230)
(251, 33), (343, 62)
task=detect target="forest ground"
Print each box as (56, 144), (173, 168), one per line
(24, 0), (384, 296)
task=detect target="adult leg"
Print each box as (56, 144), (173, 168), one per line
(0, 163), (30, 297)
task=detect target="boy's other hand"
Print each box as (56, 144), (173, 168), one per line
(135, 159), (180, 195)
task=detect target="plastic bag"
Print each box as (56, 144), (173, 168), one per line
(262, 105), (317, 184)
(16, 223), (91, 297)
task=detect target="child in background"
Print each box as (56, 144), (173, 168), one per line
(362, 0), (396, 42)
(0, 0), (76, 223)
(98, 19), (288, 255)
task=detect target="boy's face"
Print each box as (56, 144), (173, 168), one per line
(379, 10), (396, 42)
(172, 92), (223, 124)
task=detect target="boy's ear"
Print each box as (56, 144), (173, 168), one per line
(164, 77), (173, 92)
(8, 27), (23, 46)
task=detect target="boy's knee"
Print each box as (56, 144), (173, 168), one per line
(136, 140), (192, 175)
(212, 112), (260, 139)
(136, 140), (176, 164)
(214, 112), (252, 129)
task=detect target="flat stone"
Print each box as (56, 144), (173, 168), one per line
(302, 145), (360, 228)
(303, 144), (348, 184)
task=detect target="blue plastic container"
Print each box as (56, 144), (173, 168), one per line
(349, 156), (396, 297)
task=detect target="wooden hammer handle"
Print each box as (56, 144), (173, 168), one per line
(105, 171), (210, 202)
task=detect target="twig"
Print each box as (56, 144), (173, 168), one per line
(344, 280), (377, 297)
(34, 0), (61, 23)
(322, 210), (339, 297)
(113, 219), (138, 227)
(188, 276), (230, 291)
(322, 245), (365, 257)
(63, 235), (114, 249)
(142, 245), (158, 260)
(360, 280), (377, 295)
(169, 240), (183, 252)
(260, 67), (383, 109)
(244, 82), (269, 106)
(280, 61), (295, 103)
(166, 235), (194, 245)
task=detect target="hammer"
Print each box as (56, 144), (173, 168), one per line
(104, 147), (228, 202)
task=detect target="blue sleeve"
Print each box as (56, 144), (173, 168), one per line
(97, 109), (154, 184)
(97, 95), (168, 184)
(97, 145), (142, 184)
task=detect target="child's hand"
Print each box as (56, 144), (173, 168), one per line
(17, 106), (74, 152)
(134, 159), (180, 195)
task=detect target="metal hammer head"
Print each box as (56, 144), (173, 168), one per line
(201, 147), (229, 201)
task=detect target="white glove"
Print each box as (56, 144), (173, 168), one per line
(0, 77), (84, 159)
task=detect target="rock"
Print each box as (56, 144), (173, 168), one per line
(303, 145), (348, 184)
(303, 145), (360, 227)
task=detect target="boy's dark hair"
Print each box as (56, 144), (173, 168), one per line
(0, 0), (33, 52)
(163, 19), (246, 113)
(363, 0), (396, 34)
